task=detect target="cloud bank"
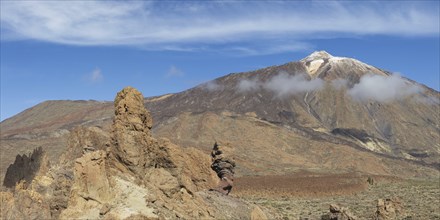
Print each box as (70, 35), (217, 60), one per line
(237, 78), (260, 92)
(200, 81), (223, 92)
(235, 72), (424, 102)
(264, 74), (324, 97)
(1, 1), (438, 54)
(348, 74), (421, 102)
(236, 73), (324, 97)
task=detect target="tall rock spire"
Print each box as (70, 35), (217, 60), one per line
(112, 86), (152, 169)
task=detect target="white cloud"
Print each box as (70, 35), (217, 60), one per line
(165, 65), (184, 78)
(237, 78), (261, 92)
(331, 78), (349, 89)
(200, 81), (223, 92)
(1, 1), (438, 54)
(236, 72), (324, 96)
(348, 74), (422, 102)
(86, 68), (103, 83)
(264, 73), (324, 97)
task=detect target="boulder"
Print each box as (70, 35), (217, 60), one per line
(374, 198), (404, 220)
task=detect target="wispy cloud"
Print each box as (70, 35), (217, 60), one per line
(264, 73), (324, 97)
(331, 78), (349, 90)
(165, 65), (184, 78)
(85, 68), (103, 83)
(237, 78), (261, 92)
(348, 74), (422, 102)
(1, 1), (438, 55)
(236, 72), (427, 101)
(199, 81), (223, 92)
(236, 72), (324, 97)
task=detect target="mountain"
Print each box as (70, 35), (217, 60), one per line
(1, 51), (439, 183)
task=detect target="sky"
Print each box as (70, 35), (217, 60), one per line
(1, 1), (439, 121)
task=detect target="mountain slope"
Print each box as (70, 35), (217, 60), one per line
(1, 51), (439, 182)
(147, 51), (440, 168)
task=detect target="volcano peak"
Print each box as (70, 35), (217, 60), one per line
(302, 50), (334, 62)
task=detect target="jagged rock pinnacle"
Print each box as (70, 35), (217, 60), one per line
(114, 86), (153, 132)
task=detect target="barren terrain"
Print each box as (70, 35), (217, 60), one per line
(233, 173), (439, 219)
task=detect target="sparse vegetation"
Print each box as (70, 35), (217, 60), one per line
(234, 176), (440, 219)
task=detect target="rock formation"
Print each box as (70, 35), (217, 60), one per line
(373, 198), (404, 220)
(321, 204), (357, 220)
(3, 147), (49, 188)
(111, 87), (153, 171)
(60, 86), (220, 219)
(1, 86), (272, 220)
(210, 142), (236, 195)
(0, 127), (109, 219)
(61, 126), (110, 163)
(0, 181), (51, 219)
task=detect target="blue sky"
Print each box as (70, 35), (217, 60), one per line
(1, 1), (439, 121)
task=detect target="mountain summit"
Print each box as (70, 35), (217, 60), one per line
(301, 50), (387, 79)
(301, 50), (334, 61)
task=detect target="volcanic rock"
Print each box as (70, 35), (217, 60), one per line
(250, 206), (268, 220)
(0, 182), (51, 219)
(59, 126), (110, 168)
(57, 86), (266, 219)
(374, 198), (404, 220)
(210, 142), (236, 195)
(111, 86), (154, 171)
(321, 204), (357, 220)
(3, 147), (49, 188)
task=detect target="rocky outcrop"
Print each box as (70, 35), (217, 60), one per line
(0, 181), (51, 219)
(321, 204), (357, 220)
(109, 87), (217, 187)
(111, 87), (154, 171)
(61, 86), (256, 219)
(3, 147), (49, 188)
(1, 86), (272, 220)
(373, 198), (404, 220)
(250, 206), (268, 220)
(60, 126), (110, 168)
(74, 150), (112, 203)
(210, 142), (236, 195)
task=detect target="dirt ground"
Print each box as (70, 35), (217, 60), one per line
(232, 172), (440, 219)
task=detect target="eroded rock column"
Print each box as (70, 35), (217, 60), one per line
(112, 86), (153, 171)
